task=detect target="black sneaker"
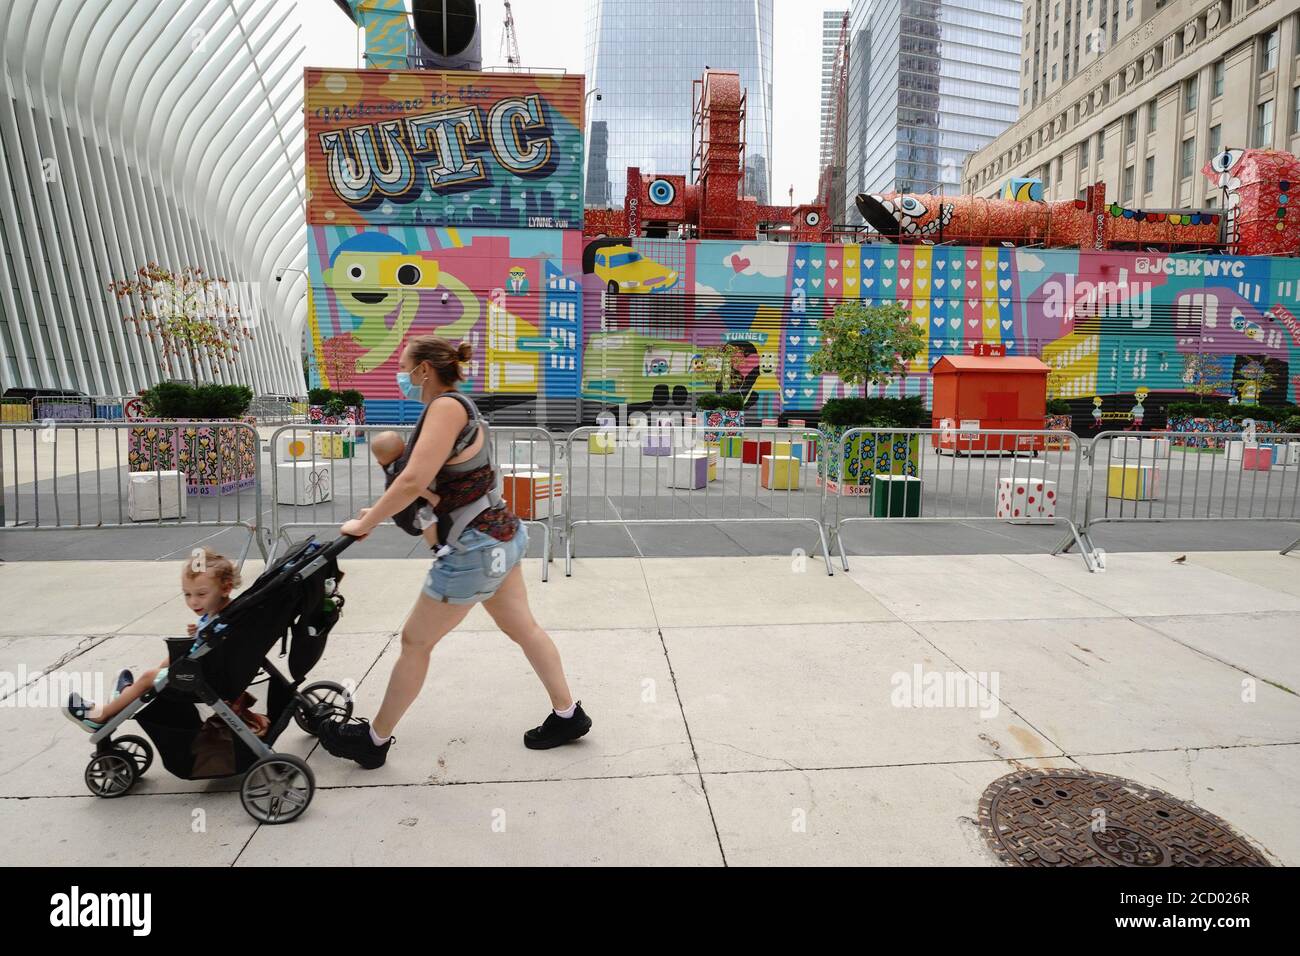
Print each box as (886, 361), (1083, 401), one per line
(115, 669), (134, 697)
(524, 702), (592, 750)
(317, 716), (393, 769)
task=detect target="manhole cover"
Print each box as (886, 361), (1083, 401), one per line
(978, 769), (1270, 867)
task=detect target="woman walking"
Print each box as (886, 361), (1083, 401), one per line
(320, 335), (590, 768)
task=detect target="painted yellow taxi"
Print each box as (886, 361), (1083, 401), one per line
(592, 245), (679, 294)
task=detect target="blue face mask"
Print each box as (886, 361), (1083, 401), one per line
(396, 370), (422, 399)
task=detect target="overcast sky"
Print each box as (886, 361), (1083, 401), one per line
(299, 0), (848, 204)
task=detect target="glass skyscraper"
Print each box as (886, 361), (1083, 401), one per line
(842, 0), (1022, 224)
(584, 0), (774, 207)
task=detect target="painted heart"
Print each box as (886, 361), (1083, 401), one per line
(969, 319), (979, 328)
(1002, 320), (1013, 330)
(864, 259), (874, 268)
(934, 298), (945, 307)
(845, 259), (857, 268)
(933, 339), (943, 348)
(863, 298), (873, 305)
(934, 278), (945, 288)
(730, 254), (751, 273)
(828, 278), (838, 287)
(882, 278), (893, 287)
(863, 278), (874, 287)
(812, 259), (822, 269)
(884, 259), (895, 268)
(967, 279), (977, 288)
(998, 261), (1008, 271)
(984, 280), (995, 290)
(899, 278), (910, 288)
(794, 277), (805, 287)
(897, 299), (909, 307)
(789, 335), (800, 345)
(1006, 340), (1015, 349)
(846, 276), (857, 286)
(808, 337), (818, 346)
(787, 371), (797, 381)
(1000, 279), (1012, 291)
(900, 259), (911, 268)
(967, 298), (978, 307)
(829, 260), (838, 268)
(966, 259), (977, 268)
(785, 388), (796, 398)
(915, 258), (928, 268)
(933, 317), (944, 327)
(985, 318), (996, 328)
(803, 388), (814, 397)
(934, 260), (945, 269)
(795, 259), (806, 268)
(949, 318), (961, 328)
(916, 278), (928, 289)
(811, 278), (822, 287)
(948, 340), (959, 349)
(999, 298), (1010, 307)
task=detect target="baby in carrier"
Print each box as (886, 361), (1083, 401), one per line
(371, 430), (441, 546)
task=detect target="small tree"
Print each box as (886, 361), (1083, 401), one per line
(109, 264), (250, 384)
(808, 301), (926, 391)
(1181, 352), (1230, 399)
(320, 334), (364, 390)
(1233, 355), (1278, 406)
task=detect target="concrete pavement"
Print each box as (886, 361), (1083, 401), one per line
(1, 549), (1297, 865)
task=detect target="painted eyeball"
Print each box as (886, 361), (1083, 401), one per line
(898, 195), (928, 217)
(804, 210), (821, 226)
(396, 263), (422, 286)
(346, 263), (366, 282)
(648, 178), (676, 205)
(1210, 149), (1243, 174)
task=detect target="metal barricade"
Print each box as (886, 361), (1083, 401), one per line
(0, 420), (265, 567)
(563, 423), (835, 576)
(1070, 429), (1300, 559)
(266, 423), (557, 581)
(248, 396), (308, 426)
(828, 426), (1096, 572)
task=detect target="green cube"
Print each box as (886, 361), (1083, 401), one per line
(871, 475), (922, 517)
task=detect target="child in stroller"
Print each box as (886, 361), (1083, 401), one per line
(72, 535), (360, 824)
(65, 549), (247, 731)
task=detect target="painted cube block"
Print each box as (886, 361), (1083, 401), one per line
(313, 433), (356, 459)
(761, 454), (800, 490)
(276, 460), (332, 505)
(743, 439), (792, 464)
(643, 430), (674, 456)
(588, 431), (616, 455)
(720, 435), (744, 458)
(127, 470), (187, 521)
(666, 452), (718, 490)
(996, 476), (1057, 520)
(1242, 445), (1273, 471)
(871, 475), (922, 517)
(1114, 437), (1171, 460)
(1106, 463), (1159, 500)
(502, 471), (562, 520)
(129, 419), (257, 496)
(275, 432), (316, 462)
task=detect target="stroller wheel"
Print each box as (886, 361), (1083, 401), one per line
(295, 680), (354, 736)
(84, 751), (138, 798)
(112, 735), (154, 776)
(240, 754), (315, 825)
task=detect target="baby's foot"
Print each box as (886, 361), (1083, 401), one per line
(64, 693), (104, 733)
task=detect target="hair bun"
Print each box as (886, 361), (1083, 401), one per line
(456, 342), (473, 362)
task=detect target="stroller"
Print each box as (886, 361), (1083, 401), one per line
(81, 534), (358, 824)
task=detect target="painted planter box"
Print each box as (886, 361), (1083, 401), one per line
(1044, 414), (1072, 450)
(701, 409), (744, 442)
(128, 418), (257, 496)
(1167, 416), (1277, 449)
(308, 404), (366, 430)
(817, 424), (920, 496)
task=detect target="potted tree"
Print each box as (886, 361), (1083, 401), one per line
(127, 382), (257, 496)
(807, 301), (927, 495)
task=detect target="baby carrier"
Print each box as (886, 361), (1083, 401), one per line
(80, 535), (358, 824)
(385, 391), (510, 553)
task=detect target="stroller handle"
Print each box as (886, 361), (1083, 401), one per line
(320, 533), (361, 559)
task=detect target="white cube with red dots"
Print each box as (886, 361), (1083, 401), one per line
(996, 475), (1056, 520)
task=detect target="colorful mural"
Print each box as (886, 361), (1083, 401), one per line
(305, 228), (1300, 427)
(307, 227), (588, 417)
(305, 68), (584, 230)
(581, 238), (1300, 429)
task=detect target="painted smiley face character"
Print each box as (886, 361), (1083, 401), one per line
(323, 232), (408, 320)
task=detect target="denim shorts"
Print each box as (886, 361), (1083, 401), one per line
(422, 524), (528, 605)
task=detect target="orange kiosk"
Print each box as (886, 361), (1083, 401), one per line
(931, 353), (1050, 454)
